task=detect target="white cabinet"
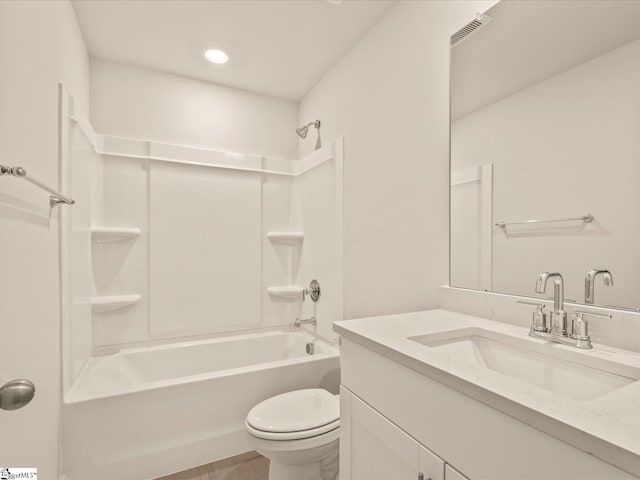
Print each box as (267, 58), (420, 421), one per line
(422, 448), (448, 480)
(341, 386), (445, 480)
(340, 338), (636, 480)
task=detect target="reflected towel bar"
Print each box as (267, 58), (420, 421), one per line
(0, 165), (75, 207)
(496, 214), (593, 229)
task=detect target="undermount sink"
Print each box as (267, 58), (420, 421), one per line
(409, 328), (640, 401)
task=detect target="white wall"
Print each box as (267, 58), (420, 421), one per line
(90, 59), (299, 160)
(299, 0), (498, 319)
(452, 37), (640, 309)
(0, 0), (89, 477)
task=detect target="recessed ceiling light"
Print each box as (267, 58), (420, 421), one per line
(204, 49), (229, 64)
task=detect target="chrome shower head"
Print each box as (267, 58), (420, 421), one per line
(296, 120), (322, 149)
(296, 125), (309, 139)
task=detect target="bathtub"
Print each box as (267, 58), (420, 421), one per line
(61, 330), (340, 480)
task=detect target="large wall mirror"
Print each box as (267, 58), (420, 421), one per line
(450, 0), (640, 310)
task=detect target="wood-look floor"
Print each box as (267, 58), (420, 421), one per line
(155, 451), (269, 480)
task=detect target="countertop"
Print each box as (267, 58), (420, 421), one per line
(334, 309), (640, 477)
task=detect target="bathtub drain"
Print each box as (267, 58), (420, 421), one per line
(306, 343), (315, 355)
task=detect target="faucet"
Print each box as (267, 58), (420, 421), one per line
(294, 316), (317, 328)
(535, 272), (567, 336)
(525, 271), (612, 349)
(584, 269), (613, 305)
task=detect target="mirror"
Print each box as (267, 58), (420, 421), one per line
(450, 0), (640, 310)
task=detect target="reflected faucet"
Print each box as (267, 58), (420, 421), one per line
(585, 269), (613, 305)
(535, 272), (567, 336)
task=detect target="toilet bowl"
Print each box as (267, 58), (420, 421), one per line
(245, 388), (340, 480)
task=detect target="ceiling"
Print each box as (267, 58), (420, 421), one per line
(452, 0), (640, 120)
(72, 0), (396, 101)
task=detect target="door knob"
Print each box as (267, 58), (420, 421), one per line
(0, 379), (35, 411)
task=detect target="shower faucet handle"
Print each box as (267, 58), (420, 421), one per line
(302, 279), (321, 302)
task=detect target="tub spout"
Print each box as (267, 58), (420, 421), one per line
(294, 316), (317, 328)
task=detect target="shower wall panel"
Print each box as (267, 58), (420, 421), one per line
(84, 140), (342, 349)
(62, 121), (101, 389)
(92, 155), (149, 346)
(292, 141), (344, 342)
(261, 174), (295, 328)
(149, 162), (262, 335)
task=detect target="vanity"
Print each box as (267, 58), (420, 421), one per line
(333, 1), (640, 477)
(334, 310), (640, 480)
(335, 309), (640, 479)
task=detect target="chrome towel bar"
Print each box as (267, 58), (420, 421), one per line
(495, 214), (593, 229)
(1, 165), (75, 207)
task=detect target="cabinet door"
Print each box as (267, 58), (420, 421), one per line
(341, 386), (444, 480)
(445, 464), (470, 480)
(419, 445), (445, 480)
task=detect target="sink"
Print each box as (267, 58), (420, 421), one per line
(409, 327), (640, 401)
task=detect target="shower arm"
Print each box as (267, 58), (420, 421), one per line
(314, 125), (321, 151)
(308, 120), (321, 151)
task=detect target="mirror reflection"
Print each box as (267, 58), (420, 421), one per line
(450, 0), (640, 310)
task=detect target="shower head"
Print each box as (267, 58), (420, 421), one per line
(296, 125), (309, 139)
(296, 120), (322, 150)
(296, 120), (320, 139)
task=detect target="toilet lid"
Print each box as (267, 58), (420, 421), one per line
(247, 389), (339, 433)
(246, 417), (339, 441)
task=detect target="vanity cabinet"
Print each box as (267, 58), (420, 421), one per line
(341, 387), (455, 480)
(339, 337), (636, 480)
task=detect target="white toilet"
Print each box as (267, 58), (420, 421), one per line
(245, 388), (340, 480)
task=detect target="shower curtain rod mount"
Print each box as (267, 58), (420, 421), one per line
(1, 165), (75, 207)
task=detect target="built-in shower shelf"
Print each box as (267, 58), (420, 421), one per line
(267, 232), (304, 246)
(91, 294), (141, 313)
(91, 227), (141, 243)
(267, 286), (304, 302)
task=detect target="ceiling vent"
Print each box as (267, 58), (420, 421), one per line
(451, 13), (492, 47)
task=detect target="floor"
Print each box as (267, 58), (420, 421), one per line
(156, 451), (269, 480)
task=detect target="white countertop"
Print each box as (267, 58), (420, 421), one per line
(334, 309), (640, 477)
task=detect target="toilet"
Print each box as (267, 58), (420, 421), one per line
(245, 388), (340, 480)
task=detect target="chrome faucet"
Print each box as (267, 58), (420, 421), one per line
(585, 269), (613, 305)
(535, 272), (567, 336)
(525, 271), (612, 349)
(294, 316), (317, 328)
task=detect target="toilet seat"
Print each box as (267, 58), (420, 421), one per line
(246, 418), (339, 440)
(246, 389), (340, 441)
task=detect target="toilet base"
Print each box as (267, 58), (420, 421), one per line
(266, 443), (339, 480)
(245, 389), (340, 480)
(249, 430), (339, 480)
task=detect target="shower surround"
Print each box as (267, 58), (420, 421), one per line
(58, 91), (343, 479)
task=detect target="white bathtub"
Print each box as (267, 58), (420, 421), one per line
(62, 330), (340, 480)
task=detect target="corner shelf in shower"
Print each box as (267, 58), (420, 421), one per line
(91, 294), (141, 313)
(267, 232), (304, 246)
(267, 286), (304, 302)
(91, 227), (141, 243)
